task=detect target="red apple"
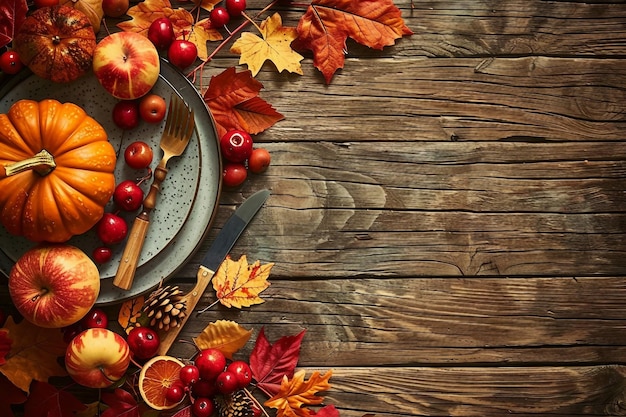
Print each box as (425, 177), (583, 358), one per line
(65, 328), (131, 388)
(93, 32), (160, 100)
(8, 244), (100, 328)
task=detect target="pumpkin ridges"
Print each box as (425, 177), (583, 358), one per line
(38, 100), (91, 154)
(5, 100), (43, 155)
(54, 166), (115, 207)
(0, 99), (116, 243)
(0, 115), (36, 158)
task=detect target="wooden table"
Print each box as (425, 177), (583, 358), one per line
(4, 0), (626, 416)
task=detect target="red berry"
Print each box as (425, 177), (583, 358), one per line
(81, 308), (108, 329)
(216, 370), (239, 394)
(0, 50), (23, 75)
(148, 17), (175, 49)
(127, 326), (160, 360)
(210, 6), (230, 28)
(226, 360), (252, 388)
(168, 39), (198, 70)
(112, 100), (140, 130)
(222, 162), (247, 187)
(192, 378), (217, 398)
(220, 130), (253, 162)
(192, 397), (215, 417)
(96, 213), (128, 245)
(124, 141), (154, 170)
(180, 364), (200, 387)
(195, 348), (226, 381)
(113, 180), (144, 211)
(165, 383), (186, 403)
(225, 0), (246, 17)
(92, 246), (113, 264)
(248, 148), (271, 174)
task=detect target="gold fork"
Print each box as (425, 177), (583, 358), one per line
(113, 95), (195, 290)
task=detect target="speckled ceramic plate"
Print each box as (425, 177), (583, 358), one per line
(0, 59), (222, 304)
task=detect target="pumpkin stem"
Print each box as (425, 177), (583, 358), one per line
(4, 149), (56, 177)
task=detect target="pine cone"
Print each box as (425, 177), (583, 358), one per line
(215, 390), (254, 417)
(142, 285), (187, 331)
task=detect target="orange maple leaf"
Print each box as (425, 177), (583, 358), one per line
(212, 255), (272, 308)
(264, 370), (333, 417)
(296, 0), (413, 83)
(193, 320), (253, 359)
(231, 13), (304, 77)
(117, 295), (146, 333)
(204, 67), (284, 137)
(0, 317), (67, 393)
(0, 329), (11, 365)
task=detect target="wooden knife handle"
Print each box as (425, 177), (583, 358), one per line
(112, 215), (150, 290)
(156, 266), (215, 355)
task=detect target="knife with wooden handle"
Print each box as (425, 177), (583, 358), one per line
(156, 189), (270, 355)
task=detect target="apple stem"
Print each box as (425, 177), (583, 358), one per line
(30, 287), (49, 302)
(99, 365), (119, 384)
(187, 0), (280, 85)
(4, 149), (56, 177)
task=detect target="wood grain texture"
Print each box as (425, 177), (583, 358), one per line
(3, 0), (626, 416)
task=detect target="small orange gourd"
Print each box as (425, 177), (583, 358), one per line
(0, 99), (116, 243)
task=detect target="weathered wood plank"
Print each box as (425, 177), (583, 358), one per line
(219, 57), (626, 143)
(321, 365), (626, 416)
(173, 138), (626, 278)
(164, 277), (626, 368)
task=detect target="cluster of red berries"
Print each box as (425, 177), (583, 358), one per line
(210, 0), (247, 29)
(92, 140), (154, 264)
(167, 348), (260, 417)
(220, 129), (271, 187)
(147, 17), (198, 70)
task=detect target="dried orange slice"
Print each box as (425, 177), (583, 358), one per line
(138, 355), (186, 410)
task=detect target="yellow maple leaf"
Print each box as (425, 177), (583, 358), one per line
(186, 18), (223, 61)
(212, 255), (273, 308)
(265, 370), (333, 417)
(199, 0), (221, 12)
(0, 317), (67, 393)
(193, 320), (252, 359)
(230, 13), (304, 77)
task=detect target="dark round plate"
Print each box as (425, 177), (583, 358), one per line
(0, 59), (221, 304)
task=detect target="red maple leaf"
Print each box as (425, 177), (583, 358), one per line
(23, 381), (86, 417)
(0, 0), (28, 48)
(312, 405), (341, 417)
(203, 67), (284, 138)
(296, 0), (413, 83)
(249, 327), (306, 397)
(0, 374), (26, 417)
(101, 388), (141, 417)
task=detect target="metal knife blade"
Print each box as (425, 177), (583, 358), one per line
(200, 188), (270, 272)
(156, 189), (270, 355)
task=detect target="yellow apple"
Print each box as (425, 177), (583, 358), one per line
(93, 32), (160, 99)
(8, 244), (100, 328)
(65, 328), (131, 388)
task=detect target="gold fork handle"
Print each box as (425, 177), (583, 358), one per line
(112, 164), (169, 290)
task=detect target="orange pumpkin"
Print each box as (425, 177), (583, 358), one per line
(0, 99), (116, 243)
